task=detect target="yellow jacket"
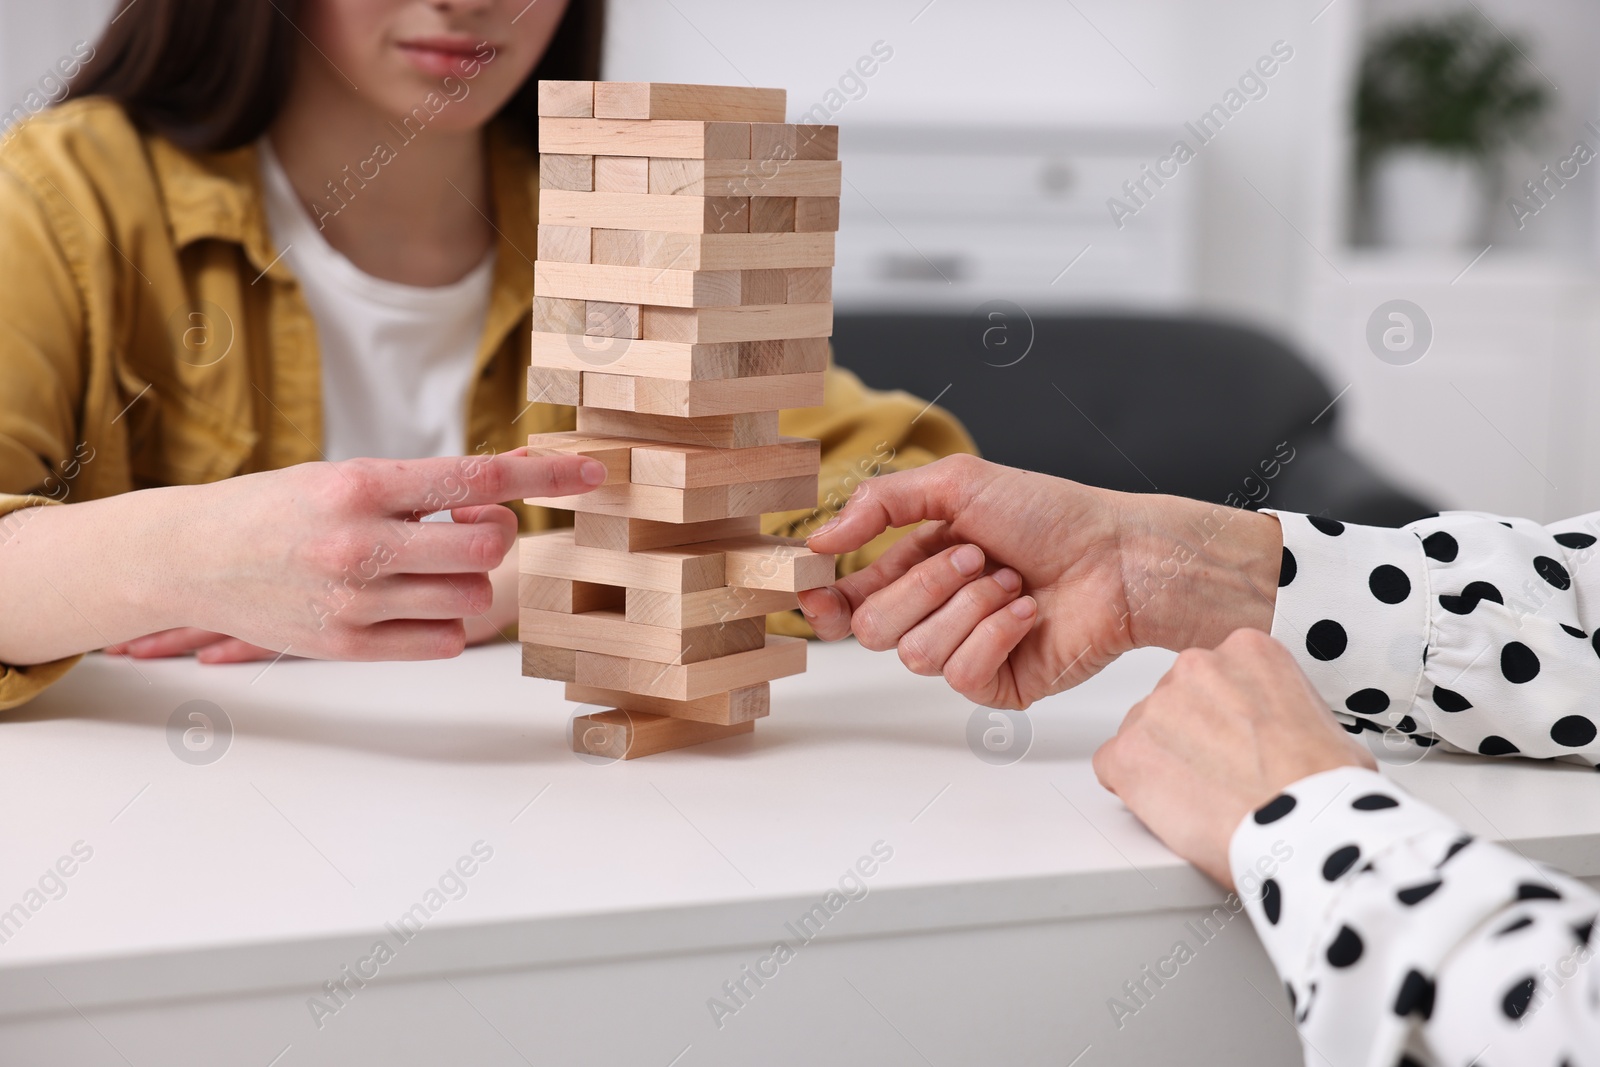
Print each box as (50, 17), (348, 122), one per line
(0, 98), (974, 710)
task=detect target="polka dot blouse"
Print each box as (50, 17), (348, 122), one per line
(1229, 511), (1600, 1066)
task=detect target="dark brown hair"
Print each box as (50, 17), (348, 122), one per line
(67, 0), (604, 151)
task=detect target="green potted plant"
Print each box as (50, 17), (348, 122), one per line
(1355, 13), (1548, 249)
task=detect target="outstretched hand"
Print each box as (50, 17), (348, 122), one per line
(798, 456), (1282, 708)
(799, 456), (1138, 707)
(104, 628), (278, 663)
(108, 448), (603, 664)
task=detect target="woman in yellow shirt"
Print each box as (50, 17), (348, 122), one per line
(0, 0), (972, 709)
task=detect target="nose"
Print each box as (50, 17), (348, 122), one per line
(429, 0), (494, 14)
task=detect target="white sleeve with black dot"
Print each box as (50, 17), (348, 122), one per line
(1231, 765), (1599, 1067)
(1266, 509), (1600, 766)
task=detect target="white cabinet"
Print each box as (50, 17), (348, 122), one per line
(835, 124), (1195, 311)
(1302, 254), (1600, 522)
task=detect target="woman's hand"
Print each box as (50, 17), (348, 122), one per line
(104, 628), (278, 663)
(102, 525), (528, 664)
(798, 455), (1283, 708)
(0, 450), (602, 667)
(1093, 628), (1373, 887)
(153, 450), (602, 661)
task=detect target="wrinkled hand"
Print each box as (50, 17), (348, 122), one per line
(1093, 628), (1374, 887)
(799, 455), (1281, 708)
(139, 449), (604, 662)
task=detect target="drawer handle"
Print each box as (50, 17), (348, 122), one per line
(1039, 161), (1076, 196)
(877, 254), (967, 283)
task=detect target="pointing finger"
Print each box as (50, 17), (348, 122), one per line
(362, 451), (605, 516)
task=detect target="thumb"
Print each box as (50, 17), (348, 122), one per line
(806, 456), (975, 554)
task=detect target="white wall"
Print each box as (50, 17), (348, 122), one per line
(604, 0), (1336, 337)
(0, 0), (1337, 337)
(5, 0), (1588, 325)
(0, 0), (113, 128)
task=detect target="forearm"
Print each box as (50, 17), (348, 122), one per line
(0, 488), (192, 663)
(1233, 767), (1600, 1066)
(1271, 509), (1600, 764)
(1114, 492), (1282, 652)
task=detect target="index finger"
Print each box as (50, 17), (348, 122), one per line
(805, 458), (976, 555)
(798, 521), (957, 639)
(366, 450), (605, 516)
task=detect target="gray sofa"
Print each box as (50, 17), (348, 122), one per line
(830, 311), (1433, 528)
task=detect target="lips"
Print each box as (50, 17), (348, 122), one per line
(396, 37), (490, 78)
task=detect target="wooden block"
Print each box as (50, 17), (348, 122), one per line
(740, 338), (830, 376)
(537, 118), (751, 159)
(593, 83), (786, 123)
(785, 268), (832, 304)
(521, 643), (577, 681)
(519, 608), (765, 665)
(727, 476), (818, 517)
(572, 649), (632, 691)
(649, 159), (842, 197)
(577, 408), (780, 448)
(702, 535), (836, 591)
(631, 437), (820, 488)
(531, 333), (823, 380)
(795, 126), (839, 161)
(537, 81), (594, 118)
(577, 373), (636, 412)
(593, 155), (649, 193)
(539, 154), (594, 192)
(528, 480), (735, 524)
(740, 269), (788, 305)
(641, 303), (833, 344)
(795, 198), (840, 233)
(783, 336), (831, 372)
(526, 367), (581, 406)
(750, 197), (796, 233)
(520, 529), (724, 594)
(591, 230), (835, 271)
(737, 340), (787, 376)
(590, 229), (664, 270)
(527, 473), (812, 523)
(626, 586), (799, 629)
(536, 331), (640, 371)
(586, 301), (641, 339)
(571, 708), (755, 759)
(732, 342), (790, 379)
(572, 634), (807, 701)
(537, 225), (592, 264)
(531, 332), (742, 380)
(580, 372), (827, 417)
(524, 430), (632, 483)
(574, 513), (761, 552)
(519, 574), (625, 614)
(533, 296), (586, 335)
(567, 682), (771, 726)
(571, 512), (631, 552)
(540, 190), (749, 234)
(535, 262), (742, 308)
(751, 123), (839, 162)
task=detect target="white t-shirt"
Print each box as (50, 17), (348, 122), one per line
(258, 141), (495, 463)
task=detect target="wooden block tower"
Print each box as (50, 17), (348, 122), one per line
(521, 81), (840, 759)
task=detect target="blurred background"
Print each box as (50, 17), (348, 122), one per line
(6, 0), (1597, 523)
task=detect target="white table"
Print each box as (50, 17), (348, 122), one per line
(1, 640), (1597, 1067)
